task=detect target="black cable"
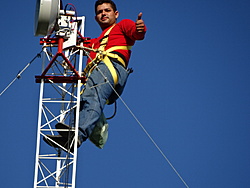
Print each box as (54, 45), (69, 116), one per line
(106, 101), (117, 120)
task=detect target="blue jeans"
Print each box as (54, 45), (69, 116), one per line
(75, 60), (129, 144)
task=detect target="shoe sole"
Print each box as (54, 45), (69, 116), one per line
(43, 135), (75, 153)
(55, 123), (81, 149)
(56, 122), (75, 138)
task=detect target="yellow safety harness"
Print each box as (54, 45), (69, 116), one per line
(84, 25), (132, 86)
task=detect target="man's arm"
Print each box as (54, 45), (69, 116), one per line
(117, 14), (146, 41)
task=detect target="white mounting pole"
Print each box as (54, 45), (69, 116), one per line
(72, 16), (85, 188)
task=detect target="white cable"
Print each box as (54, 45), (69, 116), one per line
(109, 82), (190, 188)
(0, 52), (42, 96)
(82, 48), (190, 188)
(117, 95), (190, 188)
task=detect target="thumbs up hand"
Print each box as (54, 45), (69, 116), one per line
(136, 12), (145, 33)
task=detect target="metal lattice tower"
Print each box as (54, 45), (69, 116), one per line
(33, 14), (86, 188)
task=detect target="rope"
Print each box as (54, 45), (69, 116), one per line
(81, 48), (190, 188)
(0, 51), (42, 96)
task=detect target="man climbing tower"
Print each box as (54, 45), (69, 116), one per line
(44, 0), (147, 150)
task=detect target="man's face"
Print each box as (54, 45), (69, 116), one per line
(95, 3), (119, 30)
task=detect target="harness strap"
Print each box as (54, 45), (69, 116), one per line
(85, 25), (132, 86)
(103, 55), (118, 85)
(105, 46), (132, 67)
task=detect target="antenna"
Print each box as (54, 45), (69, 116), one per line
(34, 0), (60, 36)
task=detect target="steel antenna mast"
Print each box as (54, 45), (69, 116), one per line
(33, 0), (86, 187)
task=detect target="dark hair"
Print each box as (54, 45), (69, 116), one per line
(95, 0), (117, 14)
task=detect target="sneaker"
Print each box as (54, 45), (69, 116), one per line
(43, 134), (78, 153)
(55, 122), (75, 138)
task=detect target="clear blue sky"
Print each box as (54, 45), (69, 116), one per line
(0, 0), (249, 187)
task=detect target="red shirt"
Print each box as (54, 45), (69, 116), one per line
(85, 19), (146, 67)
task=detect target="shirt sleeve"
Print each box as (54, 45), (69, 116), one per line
(83, 38), (97, 48)
(118, 19), (147, 41)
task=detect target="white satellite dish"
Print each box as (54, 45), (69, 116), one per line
(34, 0), (60, 36)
